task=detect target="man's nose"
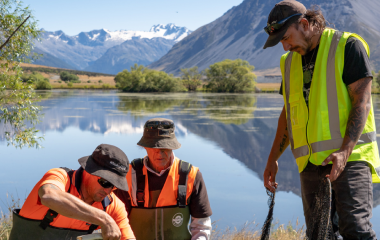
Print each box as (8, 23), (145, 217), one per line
(104, 187), (112, 195)
(158, 150), (166, 157)
(281, 41), (291, 51)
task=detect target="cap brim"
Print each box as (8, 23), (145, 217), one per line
(263, 16), (300, 49)
(137, 136), (181, 150)
(78, 156), (129, 191)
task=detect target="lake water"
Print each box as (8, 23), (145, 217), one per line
(1, 90), (380, 233)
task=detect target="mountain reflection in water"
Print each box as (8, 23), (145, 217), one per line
(1, 90), (380, 230)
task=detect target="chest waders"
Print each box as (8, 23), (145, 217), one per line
(129, 159), (192, 240)
(9, 167), (111, 240)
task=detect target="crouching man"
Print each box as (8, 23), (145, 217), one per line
(9, 144), (136, 240)
(115, 118), (213, 240)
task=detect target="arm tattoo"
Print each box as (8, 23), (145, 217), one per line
(345, 78), (372, 143)
(279, 126), (288, 153)
(280, 133), (288, 153)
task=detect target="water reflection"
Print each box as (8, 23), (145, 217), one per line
(117, 93), (257, 125)
(1, 90), (380, 230)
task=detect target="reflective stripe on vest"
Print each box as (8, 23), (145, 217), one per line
(284, 51), (310, 159)
(282, 29), (380, 182)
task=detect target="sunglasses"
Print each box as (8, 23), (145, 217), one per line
(264, 13), (302, 35)
(98, 178), (114, 189)
(145, 121), (174, 130)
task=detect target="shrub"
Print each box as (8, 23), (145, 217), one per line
(114, 64), (186, 92)
(84, 85), (88, 89)
(70, 80), (81, 83)
(98, 80), (103, 84)
(60, 71), (79, 82)
(21, 72), (46, 84)
(35, 78), (52, 90)
(89, 85), (95, 89)
(67, 82), (73, 87)
(181, 66), (203, 91)
(58, 80), (62, 83)
(205, 59), (257, 92)
(102, 84), (110, 89)
(87, 80), (91, 83)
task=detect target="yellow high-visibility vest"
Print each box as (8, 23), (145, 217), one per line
(280, 28), (380, 183)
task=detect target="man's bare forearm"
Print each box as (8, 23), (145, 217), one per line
(268, 106), (290, 163)
(341, 77), (372, 154)
(38, 184), (112, 227)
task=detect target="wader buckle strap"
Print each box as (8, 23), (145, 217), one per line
(87, 224), (99, 234)
(177, 160), (192, 208)
(39, 209), (58, 230)
(132, 158), (145, 207)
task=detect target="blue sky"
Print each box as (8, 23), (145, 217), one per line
(21, 0), (244, 35)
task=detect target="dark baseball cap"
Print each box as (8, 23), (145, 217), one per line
(78, 144), (129, 191)
(263, 0), (306, 49)
(137, 118), (181, 150)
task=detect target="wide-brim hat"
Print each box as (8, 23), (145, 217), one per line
(137, 118), (181, 150)
(78, 144), (129, 191)
(263, 0), (306, 49)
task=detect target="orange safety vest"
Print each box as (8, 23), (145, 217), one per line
(126, 157), (198, 240)
(127, 157), (198, 207)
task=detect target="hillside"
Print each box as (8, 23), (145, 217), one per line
(148, 0), (380, 74)
(20, 63), (116, 88)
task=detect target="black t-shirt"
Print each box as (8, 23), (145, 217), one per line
(279, 37), (373, 107)
(114, 169), (213, 219)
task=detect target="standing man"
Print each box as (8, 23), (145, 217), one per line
(262, 0), (380, 239)
(9, 144), (136, 240)
(115, 118), (212, 240)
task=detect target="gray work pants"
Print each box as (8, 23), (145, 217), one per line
(300, 161), (377, 240)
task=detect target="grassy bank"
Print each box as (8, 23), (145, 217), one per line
(212, 221), (305, 240)
(0, 196), (305, 239)
(0, 216), (306, 240)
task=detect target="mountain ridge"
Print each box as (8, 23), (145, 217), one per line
(32, 24), (192, 73)
(149, 0), (380, 74)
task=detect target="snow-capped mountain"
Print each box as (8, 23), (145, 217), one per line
(32, 24), (192, 72)
(149, 0), (380, 74)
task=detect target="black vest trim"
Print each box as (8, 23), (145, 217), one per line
(132, 158), (145, 207)
(177, 160), (192, 208)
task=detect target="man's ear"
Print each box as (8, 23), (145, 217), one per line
(299, 18), (309, 31)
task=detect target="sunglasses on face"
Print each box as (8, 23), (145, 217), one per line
(264, 13), (302, 35)
(98, 178), (114, 189)
(145, 121), (174, 130)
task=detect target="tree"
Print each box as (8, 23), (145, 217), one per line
(0, 0), (42, 148)
(60, 71), (79, 82)
(35, 78), (52, 90)
(114, 64), (185, 92)
(180, 66), (203, 91)
(205, 59), (256, 93)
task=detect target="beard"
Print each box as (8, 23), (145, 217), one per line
(289, 29), (314, 55)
